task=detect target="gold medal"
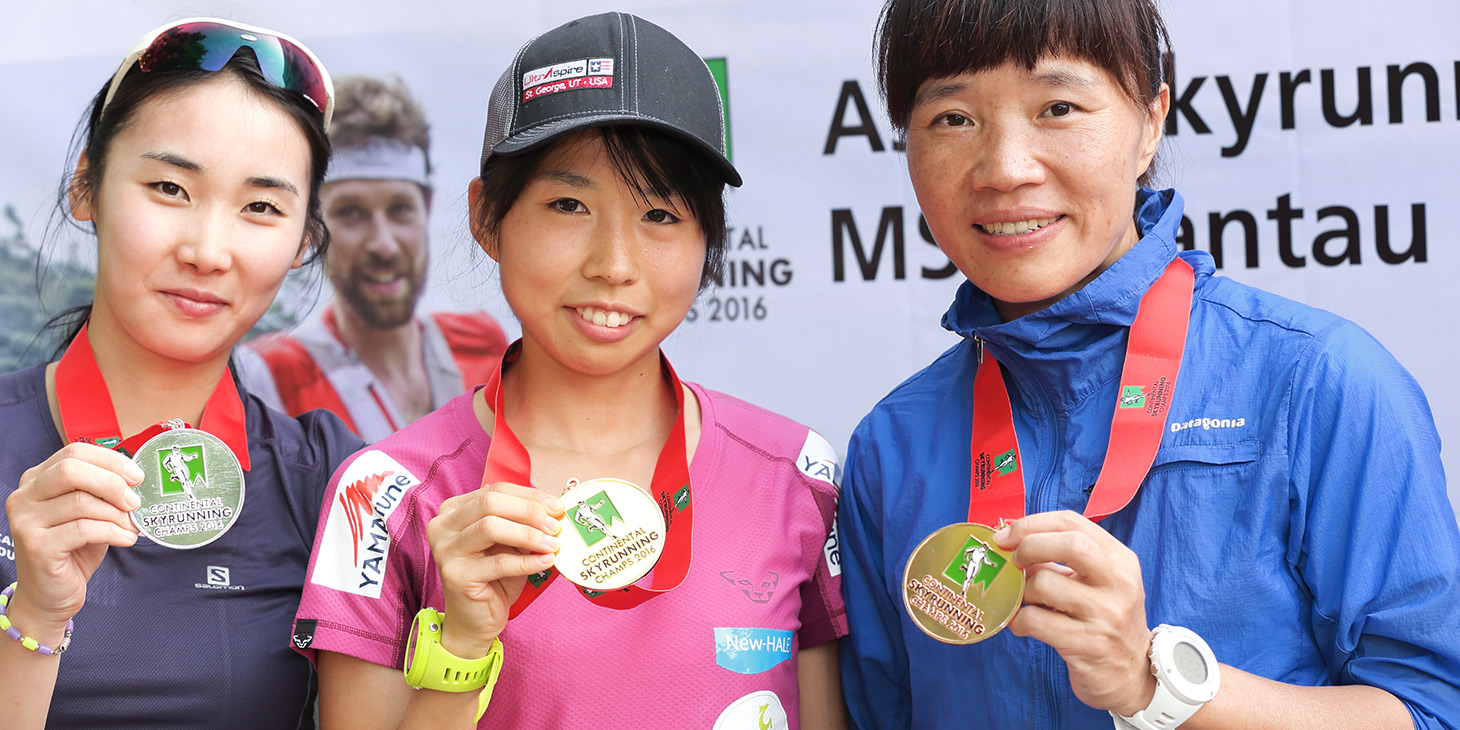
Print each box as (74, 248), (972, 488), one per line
(553, 478), (666, 591)
(902, 523), (1022, 644)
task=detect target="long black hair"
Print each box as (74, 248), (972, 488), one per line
(42, 48), (333, 357)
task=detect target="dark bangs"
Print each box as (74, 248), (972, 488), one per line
(475, 125), (728, 289)
(876, 0), (1170, 130)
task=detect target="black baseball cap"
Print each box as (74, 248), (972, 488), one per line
(479, 12), (741, 187)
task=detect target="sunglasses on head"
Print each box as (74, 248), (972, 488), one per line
(102, 17), (335, 129)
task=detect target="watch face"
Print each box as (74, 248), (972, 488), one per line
(1173, 641), (1208, 684)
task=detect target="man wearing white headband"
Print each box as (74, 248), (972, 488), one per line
(249, 76), (507, 442)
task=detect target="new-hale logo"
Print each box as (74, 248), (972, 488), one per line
(311, 451), (421, 599)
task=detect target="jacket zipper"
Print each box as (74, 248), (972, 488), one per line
(991, 341), (1066, 730)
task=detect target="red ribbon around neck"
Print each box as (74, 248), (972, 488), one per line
(479, 342), (693, 617)
(54, 322), (250, 470)
(967, 258), (1194, 525)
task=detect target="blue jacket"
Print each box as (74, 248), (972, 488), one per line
(839, 188), (1460, 730)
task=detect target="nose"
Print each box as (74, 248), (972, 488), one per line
(582, 214), (637, 285)
(175, 206), (233, 274)
(970, 122), (1045, 192)
(363, 209), (400, 258)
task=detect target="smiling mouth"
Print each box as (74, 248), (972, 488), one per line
(361, 271), (402, 284)
(575, 306), (635, 328)
(977, 216), (1061, 236)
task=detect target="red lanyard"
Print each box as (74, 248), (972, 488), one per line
(54, 322), (250, 469)
(968, 259), (1194, 524)
(480, 342), (693, 617)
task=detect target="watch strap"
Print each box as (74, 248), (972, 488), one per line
(1112, 679), (1196, 730)
(403, 608), (504, 693)
(1111, 625), (1217, 730)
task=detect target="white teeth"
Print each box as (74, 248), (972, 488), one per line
(980, 217), (1058, 236)
(576, 306), (633, 328)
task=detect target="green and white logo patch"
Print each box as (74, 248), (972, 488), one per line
(994, 449), (1018, 476)
(942, 535), (1007, 596)
(1120, 385), (1147, 409)
(158, 444), (206, 495)
(568, 491), (624, 547)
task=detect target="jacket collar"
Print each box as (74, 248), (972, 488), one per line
(940, 188), (1196, 411)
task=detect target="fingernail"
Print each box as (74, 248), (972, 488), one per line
(126, 464), (144, 484)
(535, 552), (556, 567)
(545, 497), (565, 515)
(993, 525), (1011, 542)
(543, 535), (560, 551)
(125, 489), (141, 510)
(543, 519), (562, 536)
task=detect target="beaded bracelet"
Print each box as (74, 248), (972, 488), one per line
(0, 583), (74, 656)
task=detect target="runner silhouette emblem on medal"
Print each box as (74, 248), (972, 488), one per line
(903, 522), (1023, 644)
(554, 478), (666, 591)
(130, 428), (245, 549)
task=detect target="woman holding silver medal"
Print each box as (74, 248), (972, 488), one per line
(0, 18), (362, 728)
(292, 12), (848, 730)
(838, 0), (1460, 728)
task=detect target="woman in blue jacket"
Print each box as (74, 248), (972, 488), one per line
(838, 1), (1460, 729)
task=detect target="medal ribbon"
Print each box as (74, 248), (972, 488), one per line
(54, 322), (250, 470)
(479, 342), (693, 617)
(968, 258), (1194, 525)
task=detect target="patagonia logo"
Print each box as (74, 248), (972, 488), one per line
(714, 628), (793, 675)
(1170, 417), (1247, 433)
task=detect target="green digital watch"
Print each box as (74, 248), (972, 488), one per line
(403, 607), (503, 721)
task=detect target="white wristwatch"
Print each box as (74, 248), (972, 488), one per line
(1110, 624), (1221, 730)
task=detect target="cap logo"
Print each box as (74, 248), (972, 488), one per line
(521, 58), (615, 102)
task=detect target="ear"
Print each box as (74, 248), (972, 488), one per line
(291, 239), (309, 270)
(1137, 83), (1171, 174)
(69, 149), (95, 222)
(467, 177), (500, 262)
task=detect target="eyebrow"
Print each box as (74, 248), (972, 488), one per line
(246, 176), (299, 197)
(536, 169), (595, 189)
(912, 81), (968, 110)
(142, 151), (299, 197)
(142, 151), (202, 172)
(1030, 68), (1099, 89)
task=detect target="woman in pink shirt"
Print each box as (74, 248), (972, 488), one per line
(294, 12), (847, 729)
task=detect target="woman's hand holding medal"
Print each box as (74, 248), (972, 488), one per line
(426, 481), (565, 657)
(995, 510), (1158, 717)
(5, 443), (142, 635)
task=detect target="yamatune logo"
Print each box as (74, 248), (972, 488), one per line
(311, 450), (422, 598)
(339, 471), (394, 566)
(943, 536), (1005, 597)
(568, 492), (624, 546)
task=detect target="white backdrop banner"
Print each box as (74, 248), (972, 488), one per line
(2, 0), (1456, 517)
